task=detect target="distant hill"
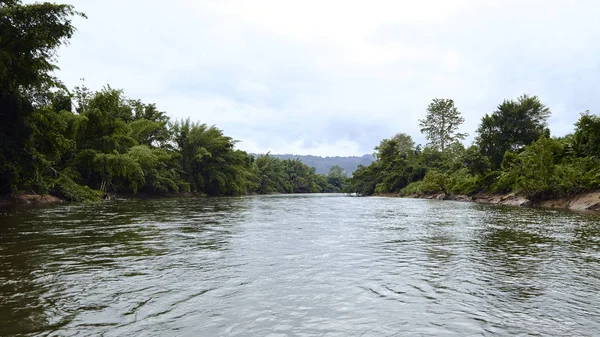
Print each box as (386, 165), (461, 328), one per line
(253, 154), (375, 176)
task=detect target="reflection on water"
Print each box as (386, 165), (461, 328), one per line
(1, 195), (600, 336)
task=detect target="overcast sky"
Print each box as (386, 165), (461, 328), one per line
(53, 0), (600, 156)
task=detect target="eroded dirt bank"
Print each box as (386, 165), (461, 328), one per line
(0, 194), (64, 206)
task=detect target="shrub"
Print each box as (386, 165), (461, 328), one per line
(51, 176), (102, 202)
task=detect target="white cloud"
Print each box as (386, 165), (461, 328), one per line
(51, 0), (600, 156)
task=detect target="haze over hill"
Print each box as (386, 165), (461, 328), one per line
(253, 154), (375, 176)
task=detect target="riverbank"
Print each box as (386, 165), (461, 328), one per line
(376, 191), (600, 212)
(0, 193), (64, 206)
(0, 191), (204, 207)
(5, 190), (600, 212)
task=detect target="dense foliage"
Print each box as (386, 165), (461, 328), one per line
(347, 98), (600, 201)
(1, 0), (84, 194)
(3, 82), (345, 200)
(0, 1), (349, 201)
(4, 1), (596, 203)
(476, 95), (550, 168)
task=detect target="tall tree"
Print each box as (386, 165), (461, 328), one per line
(0, 0), (84, 193)
(572, 111), (600, 158)
(476, 94), (550, 168)
(419, 98), (467, 151)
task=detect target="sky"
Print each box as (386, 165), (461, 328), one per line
(52, 0), (600, 156)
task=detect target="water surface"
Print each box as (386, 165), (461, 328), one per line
(1, 194), (600, 336)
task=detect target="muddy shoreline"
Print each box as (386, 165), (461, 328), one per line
(0, 194), (64, 206)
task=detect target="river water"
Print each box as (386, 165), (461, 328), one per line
(1, 194), (600, 336)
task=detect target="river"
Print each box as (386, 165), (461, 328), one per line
(1, 194), (600, 336)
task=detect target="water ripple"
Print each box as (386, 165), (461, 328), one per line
(1, 195), (600, 336)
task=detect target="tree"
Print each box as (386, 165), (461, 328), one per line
(391, 133), (415, 156)
(463, 145), (491, 176)
(355, 134), (425, 194)
(514, 136), (562, 199)
(254, 154), (288, 194)
(572, 111), (600, 158)
(326, 165), (347, 192)
(282, 159), (322, 193)
(0, 0), (84, 193)
(346, 164), (381, 196)
(374, 133), (413, 161)
(172, 119), (256, 196)
(419, 98), (467, 151)
(476, 94), (550, 169)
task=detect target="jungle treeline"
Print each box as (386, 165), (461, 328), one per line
(346, 95), (600, 201)
(4, 1), (599, 203)
(0, 1), (347, 201)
